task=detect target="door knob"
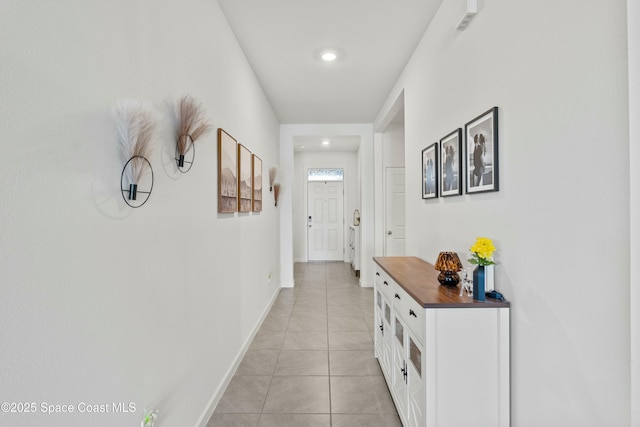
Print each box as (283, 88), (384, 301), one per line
(387, 230), (392, 235)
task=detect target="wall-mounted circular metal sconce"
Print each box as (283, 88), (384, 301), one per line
(175, 134), (195, 173)
(175, 95), (211, 174)
(120, 155), (154, 208)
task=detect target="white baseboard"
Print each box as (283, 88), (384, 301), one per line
(195, 288), (280, 427)
(359, 278), (372, 287)
(281, 280), (295, 288)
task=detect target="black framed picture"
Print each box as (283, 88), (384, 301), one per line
(465, 107), (499, 193)
(422, 142), (438, 199)
(439, 128), (463, 197)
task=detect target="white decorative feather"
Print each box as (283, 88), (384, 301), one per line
(113, 100), (156, 184)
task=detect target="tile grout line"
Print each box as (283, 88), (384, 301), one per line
(256, 284), (294, 425)
(211, 263), (382, 426)
(324, 262), (335, 427)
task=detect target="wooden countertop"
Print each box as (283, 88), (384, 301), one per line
(373, 256), (510, 308)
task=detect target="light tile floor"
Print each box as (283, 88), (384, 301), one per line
(207, 262), (401, 427)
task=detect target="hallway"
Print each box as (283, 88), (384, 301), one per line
(207, 262), (400, 427)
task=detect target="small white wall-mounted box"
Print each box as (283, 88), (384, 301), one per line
(455, 0), (478, 31)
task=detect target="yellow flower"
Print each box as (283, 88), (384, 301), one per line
(468, 237), (496, 266)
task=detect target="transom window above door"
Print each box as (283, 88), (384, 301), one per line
(308, 168), (344, 181)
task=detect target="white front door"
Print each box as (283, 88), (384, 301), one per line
(308, 181), (344, 261)
(385, 167), (406, 256)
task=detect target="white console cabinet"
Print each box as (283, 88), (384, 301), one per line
(374, 257), (510, 427)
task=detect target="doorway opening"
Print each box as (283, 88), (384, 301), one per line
(381, 99), (406, 256)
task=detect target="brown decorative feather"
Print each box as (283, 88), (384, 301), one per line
(273, 183), (280, 207)
(269, 166), (277, 191)
(177, 95), (211, 155)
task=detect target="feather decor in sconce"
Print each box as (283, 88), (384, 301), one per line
(115, 100), (156, 208)
(176, 95), (211, 173)
(273, 183), (280, 207)
(269, 166), (278, 192)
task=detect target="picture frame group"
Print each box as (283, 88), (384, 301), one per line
(421, 106), (499, 199)
(217, 128), (263, 213)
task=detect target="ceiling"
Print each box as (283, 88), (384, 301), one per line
(217, 0), (442, 125)
(292, 135), (361, 153)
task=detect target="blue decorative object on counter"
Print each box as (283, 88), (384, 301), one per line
(473, 265), (485, 301)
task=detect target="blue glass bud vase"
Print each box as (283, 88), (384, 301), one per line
(473, 265), (485, 301)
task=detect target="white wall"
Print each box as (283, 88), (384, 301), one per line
(293, 151), (359, 263)
(382, 122), (406, 168)
(0, 2), (280, 426)
(375, 0), (630, 425)
(629, 1), (640, 424)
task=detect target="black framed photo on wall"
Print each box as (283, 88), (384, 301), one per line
(465, 107), (499, 193)
(422, 143), (438, 199)
(439, 128), (463, 197)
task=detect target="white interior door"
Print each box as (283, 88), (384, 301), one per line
(308, 181), (344, 261)
(385, 167), (406, 256)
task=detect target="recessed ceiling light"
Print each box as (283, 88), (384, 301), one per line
(322, 140), (330, 146)
(315, 48), (343, 63)
(321, 52), (337, 62)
